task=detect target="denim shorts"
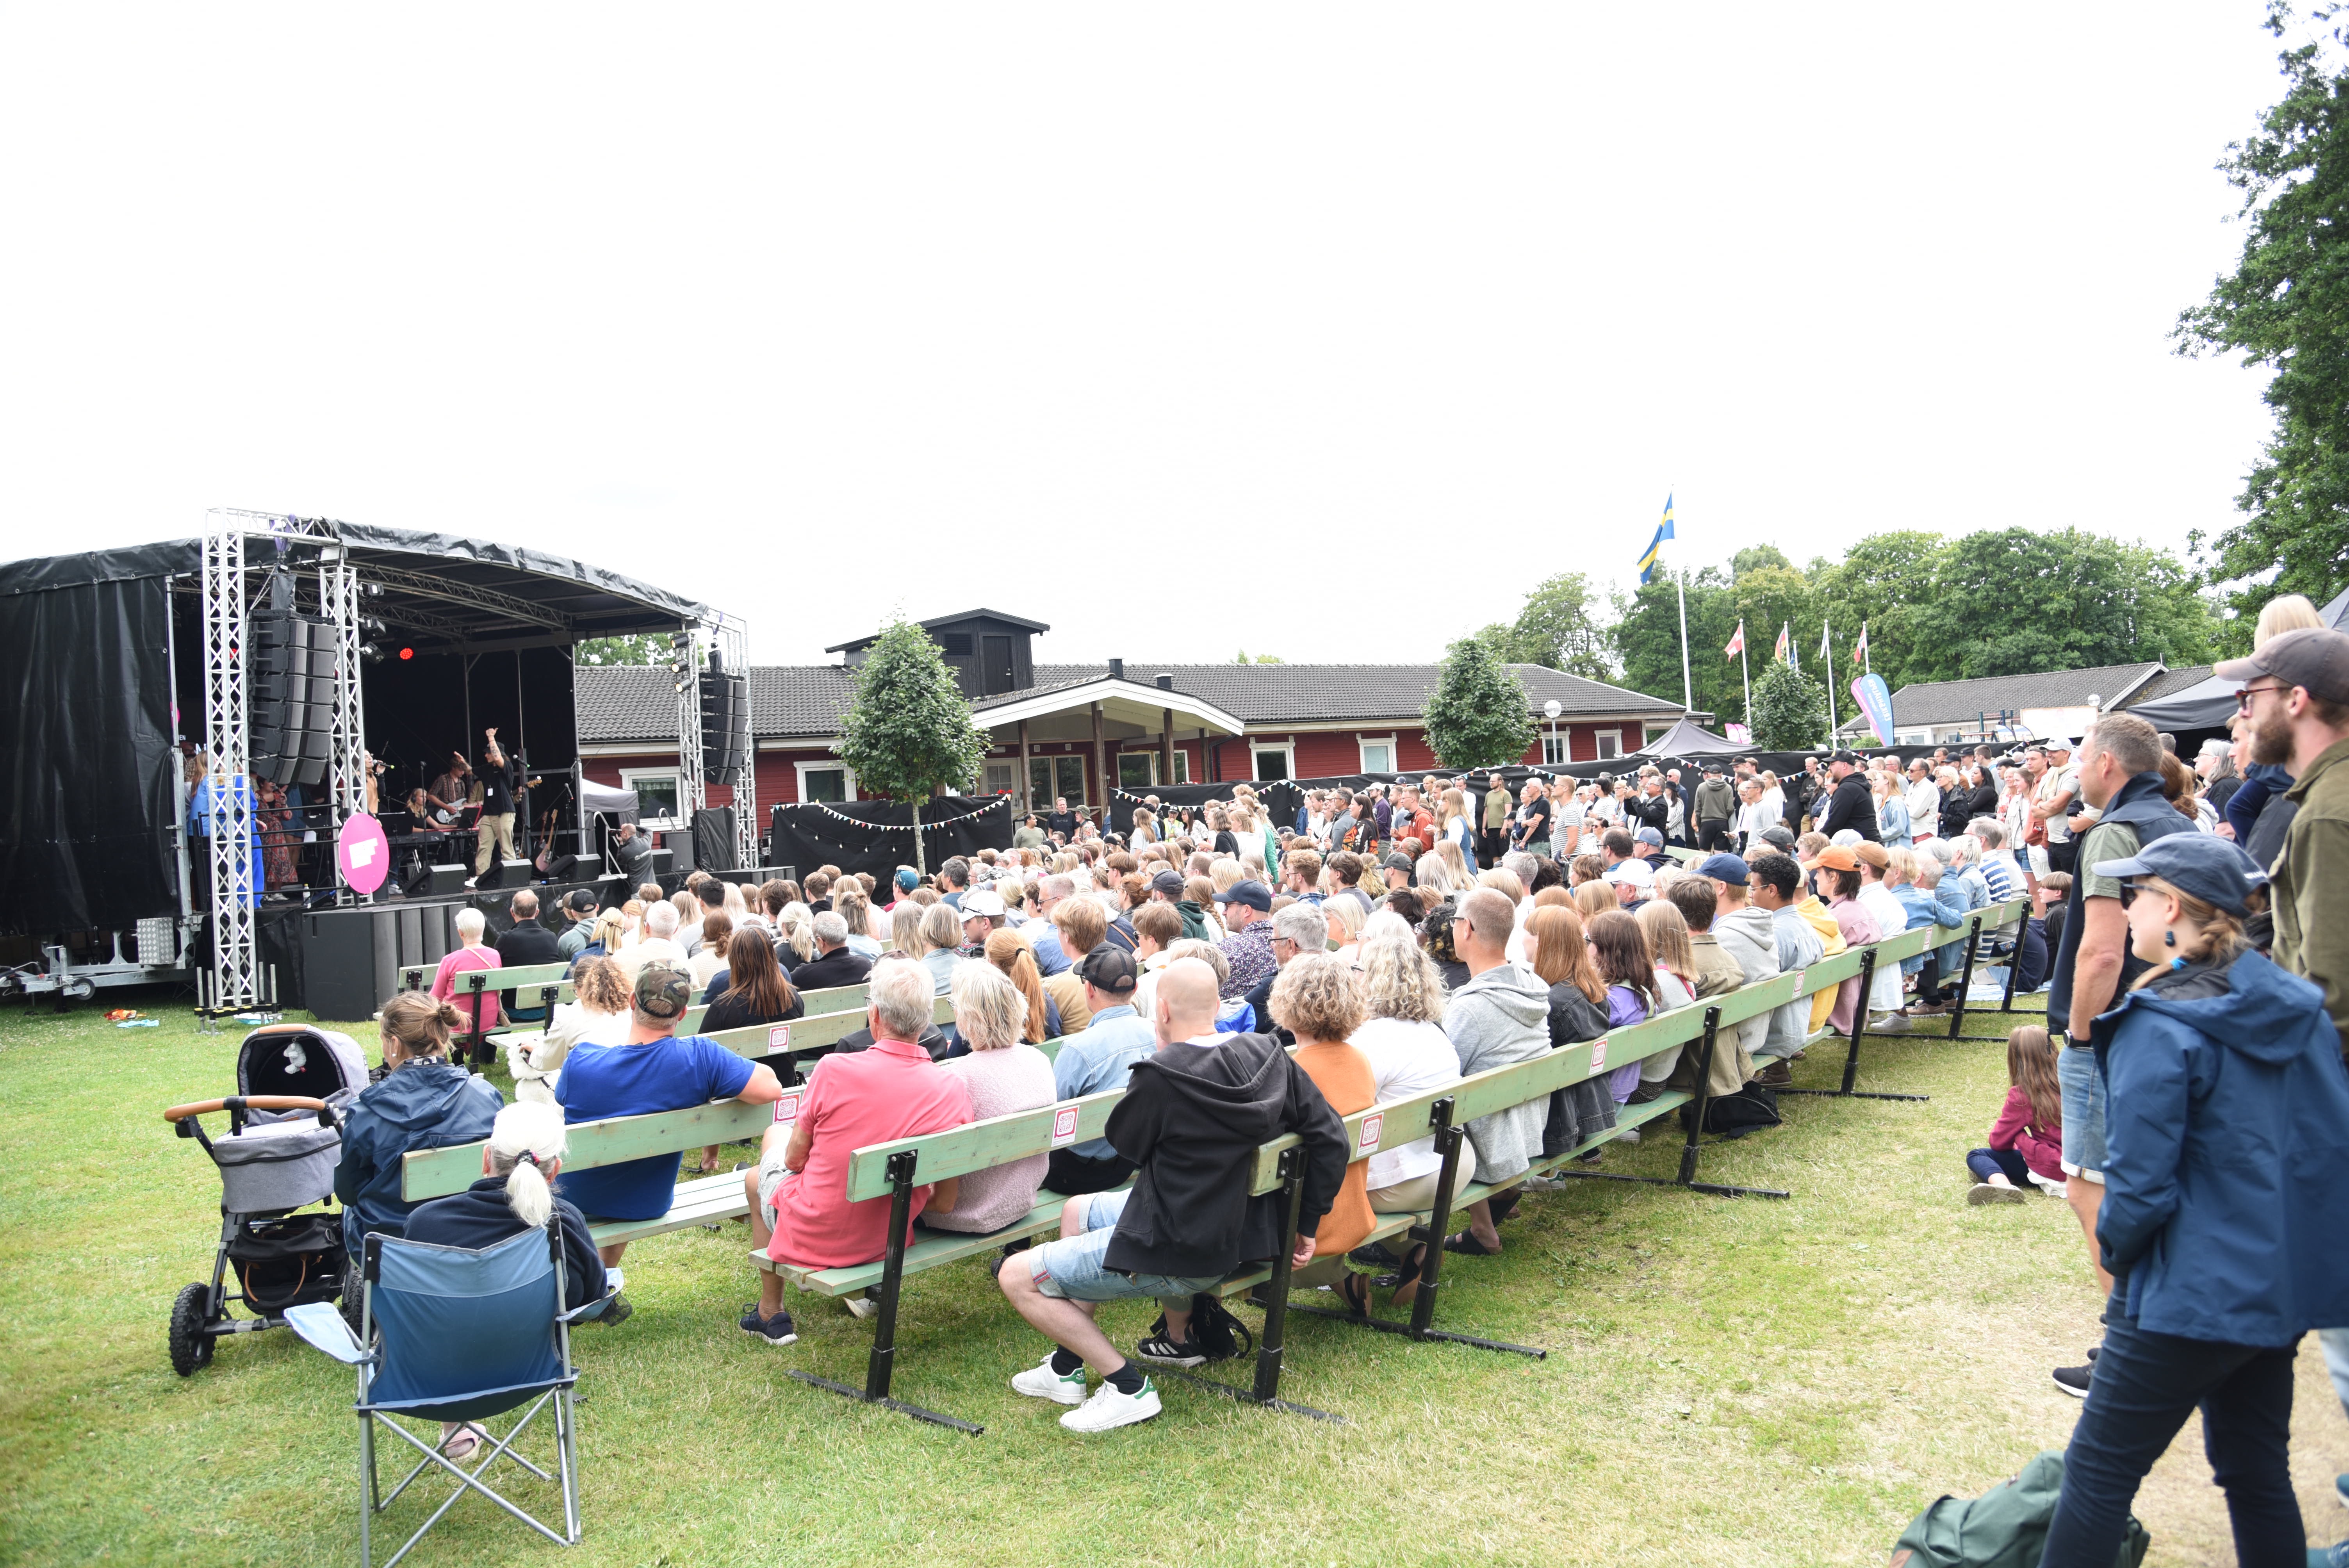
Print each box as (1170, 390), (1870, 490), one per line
(2057, 1044), (2107, 1182)
(1026, 1189), (1223, 1310)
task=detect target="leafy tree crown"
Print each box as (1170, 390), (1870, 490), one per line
(1422, 636), (1537, 770)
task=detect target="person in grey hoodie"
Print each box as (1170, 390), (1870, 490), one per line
(1712, 853), (1820, 1066)
(1440, 887), (1555, 1254)
(1692, 766), (1739, 853)
(1691, 863), (1781, 1076)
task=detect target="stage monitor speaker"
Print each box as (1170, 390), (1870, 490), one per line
(661, 830), (695, 875)
(537, 853), (579, 882)
(593, 873), (628, 910)
(417, 863), (467, 897)
(646, 847), (674, 881)
(475, 857), (534, 891)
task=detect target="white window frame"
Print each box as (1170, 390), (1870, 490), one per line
(982, 760), (1016, 796)
(1250, 741), (1295, 782)
(1171, 749), (1190, 784)
(1593, 730), (1622, 761)
(1356, 734), (1397, 775)
(793, 760), (859, 804)
(618, 767), (684, 829)
(1540, 733), (1568, 766)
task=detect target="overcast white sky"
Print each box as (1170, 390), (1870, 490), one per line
(0, 5), (2303, 666)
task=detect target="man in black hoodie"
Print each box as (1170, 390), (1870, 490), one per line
(995, 957), (1347, 1433)
(1813, 751), (1881, 842)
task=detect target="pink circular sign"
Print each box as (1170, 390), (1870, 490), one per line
(337, 812), (391, 895)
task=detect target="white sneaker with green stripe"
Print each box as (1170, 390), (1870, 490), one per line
(1060, 1377), (1161, 1433)
(1010, 1354), (1088, 1406)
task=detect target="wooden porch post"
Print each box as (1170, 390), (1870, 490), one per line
(1090, 702), (1106, 823)
(1161, 707), (1175, 791)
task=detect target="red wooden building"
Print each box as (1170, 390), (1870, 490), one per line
(576, 609), (1686, 830)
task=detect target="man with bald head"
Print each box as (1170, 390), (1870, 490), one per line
(996, 955), (1348, 1434)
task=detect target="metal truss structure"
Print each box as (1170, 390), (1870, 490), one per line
(199, 517), (261, 1013)
(717, 616), (757, 869)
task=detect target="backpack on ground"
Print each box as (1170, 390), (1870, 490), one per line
(1148, 1294), (1255, 1363)
(1680, 1082), (1781, 1139)
(1889, 1449), (2148, 1568)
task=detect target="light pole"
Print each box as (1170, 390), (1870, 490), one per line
(1543, 699), (1562, 768)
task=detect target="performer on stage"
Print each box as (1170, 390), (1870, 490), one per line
(611, 820), (654, 882)
(473, 729), (521, 879)
(427, 753), (472, 821)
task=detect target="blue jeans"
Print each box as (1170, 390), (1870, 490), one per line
(2038, 1299), (2302, 1567)
(1965, 1147), (2033, 1185)
(2056, 1044), (2107, 1180)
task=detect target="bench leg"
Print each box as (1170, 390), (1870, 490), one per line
(2000, 913), (2024, 1014)
(1288, 1097), (1547, 1358)
(1946, 916), (1982, 1040)
(1555, 1009), (1791, 1199)
(1779, 946), (1928, 1103)
(1152, 1147), (1342, 1423)
(787, 1151), (983, 1435)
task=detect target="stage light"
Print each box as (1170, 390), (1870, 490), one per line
(360, 643), (385, 664)
(359, 615), (385, 636)
(361, 582), (384, 598)
(398, 646), (414, 660)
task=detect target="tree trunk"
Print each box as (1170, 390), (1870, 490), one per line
(910, 794), (925, 877)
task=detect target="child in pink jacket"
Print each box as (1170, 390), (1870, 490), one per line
(1966, 1026), (2064, 1204)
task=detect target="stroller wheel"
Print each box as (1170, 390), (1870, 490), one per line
(169, 1282), (215, 1376)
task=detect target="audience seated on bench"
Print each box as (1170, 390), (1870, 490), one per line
(742, 959), (974, 1347)
(1269, 955), (1378, 1308)
(994, 957), (1348, 1434)
(928, 964), (1057, 1234)
(556, 962), (783, 1274)
(510, 955), (629, 1104)
(1043, 947), (1157, 1195)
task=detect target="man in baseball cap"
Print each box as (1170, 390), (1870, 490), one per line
(1604, 855), (1655, 908)
(2224, 626), (2349, 1070)
(1212, 880), (1278, 1001)
(1380, 851), (1415, 891)
(1693, 852), (1748, 886)
(556, 958), (783, 1279)
(558, 886), (602, 960)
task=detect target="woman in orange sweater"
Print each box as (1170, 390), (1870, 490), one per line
(1267, 953), (1379, 1313)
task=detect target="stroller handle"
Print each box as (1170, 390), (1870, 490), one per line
(163, 1095), (331, 1124)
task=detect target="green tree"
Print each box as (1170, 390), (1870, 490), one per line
(1731, 544), (1792, 577)
(1232, 649), (1284, 664)
(1422, 636), (1537, 770)
(1490, 571), (1614, 679)
(574, 634), (668, 666)
(832, 618), (991, 874)
(1749, 659), (1829, 750)
(1611, 568), (1738, 719)
(1909, 528), (2215, 680)
(2176, 3), (2349, 644)
(1809, 531), (1949, 691)
(1732, 564), (1820, 675)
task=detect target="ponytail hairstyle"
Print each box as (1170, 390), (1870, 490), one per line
(485, 1101), (567, 1229)
(983, 928), (1050, 1043)
(380, 991), (459, 1064)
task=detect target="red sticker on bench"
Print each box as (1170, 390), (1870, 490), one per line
(1590, 1038), (1608, 1071)
(773, 1090), (802, 1124)
(1356, 1112), (1383, 1155)
(1050, 1106), (1080, 1148)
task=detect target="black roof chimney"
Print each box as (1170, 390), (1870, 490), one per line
(1155, 673), (1173, 690)
(1107, 658), (1124, 681)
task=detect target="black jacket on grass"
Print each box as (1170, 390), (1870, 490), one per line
(1101, 1032), (1347, 1279)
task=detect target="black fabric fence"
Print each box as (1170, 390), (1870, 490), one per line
(770, 795), (1016, 883)
(1100, 746), (1960, 834)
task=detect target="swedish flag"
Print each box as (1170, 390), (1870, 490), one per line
(1636, 494), (1675, 584)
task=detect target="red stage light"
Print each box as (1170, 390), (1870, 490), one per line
(398, 647), (414, 660)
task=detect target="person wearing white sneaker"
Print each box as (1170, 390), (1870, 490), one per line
(996, 959), (1346, 1433)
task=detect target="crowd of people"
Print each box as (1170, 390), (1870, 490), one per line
(332, 603), (2349, 1533)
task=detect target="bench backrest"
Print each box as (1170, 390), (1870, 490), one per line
(834, 898), (2029, 1204)
(397, 992), (958, 1201)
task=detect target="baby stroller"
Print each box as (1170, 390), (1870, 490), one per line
(163, 1023), (371, 1375)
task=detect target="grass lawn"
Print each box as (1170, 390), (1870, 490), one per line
(2, 991), (2344, 1567)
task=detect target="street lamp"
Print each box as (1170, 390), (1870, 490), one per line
(1543, 700), (1562, 767)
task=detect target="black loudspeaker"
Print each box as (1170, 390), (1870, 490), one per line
(692, 807), (739, 873)
(414, 863), (468, 897)
(537, 853), (579, 882)
(646, 847), (674, 882)
(662, 829), (696, 875)
(699, 668), (748, 786)
(593, 873), (628, 910)
(476, 857), (534, 891)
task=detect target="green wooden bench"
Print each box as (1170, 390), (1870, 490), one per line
(399, 995), (958, 1252)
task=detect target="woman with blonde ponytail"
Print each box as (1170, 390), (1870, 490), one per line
(402, 1101), (617, 1459)
(333, 992), (502, 1255)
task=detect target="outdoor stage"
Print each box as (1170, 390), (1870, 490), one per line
(0, 512), (754, 1014)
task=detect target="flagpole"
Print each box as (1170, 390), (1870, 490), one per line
(1824, 624), (1841, 741)
(1740, 628), (1752, 732)
(1675, 568), (1692, 712)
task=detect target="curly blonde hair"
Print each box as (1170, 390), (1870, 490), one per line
(1268, 952), (1365, 1043)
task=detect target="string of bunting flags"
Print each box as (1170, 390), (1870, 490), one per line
(775, 796), (1013, 836)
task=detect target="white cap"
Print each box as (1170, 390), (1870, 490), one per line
(1604, 858), (1654, 889)
(960, 889), (1006, 918)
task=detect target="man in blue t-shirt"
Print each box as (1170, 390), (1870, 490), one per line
(557, 962), (785, 1266)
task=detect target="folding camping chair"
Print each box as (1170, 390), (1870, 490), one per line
(285, 1226), (612, 1568)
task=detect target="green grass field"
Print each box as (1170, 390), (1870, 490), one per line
(2, 992), (2343, 1566)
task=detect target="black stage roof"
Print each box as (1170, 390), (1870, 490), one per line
(0, 517), (710, 652)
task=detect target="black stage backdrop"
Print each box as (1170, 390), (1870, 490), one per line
(0, 572), (179, 936)
(771, 796), (1015, 883)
